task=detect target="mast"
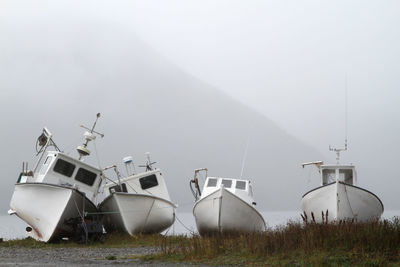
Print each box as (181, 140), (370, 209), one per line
(77, 113), (104, 160)
(329, 75), (348, 164)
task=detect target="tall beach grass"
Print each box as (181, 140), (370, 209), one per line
(157, 218), (400, 266)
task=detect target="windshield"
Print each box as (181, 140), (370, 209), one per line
(322, 169), (336, 185)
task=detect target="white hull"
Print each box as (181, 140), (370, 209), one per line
(193, 187), (266, 235)
(301, 181), (384, 223)
(9, 183), (97, 242)
(99, 193), (175, 235)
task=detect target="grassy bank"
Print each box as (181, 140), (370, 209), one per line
(153, 218), (400, 266)
(2, 218), (400, 266)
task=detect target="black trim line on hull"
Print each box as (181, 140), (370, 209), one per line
(337, 181), (384, 212)
(193, 187), (266, 229)
(302, 181), (384, 212)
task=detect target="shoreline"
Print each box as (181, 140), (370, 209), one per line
(2, 217), (400, 266)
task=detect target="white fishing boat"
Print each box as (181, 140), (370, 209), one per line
(99, 153), (176, 235)
(190, 168), (266, 235)
(8, 114), (105, 242)
(301, 144), (384, 223)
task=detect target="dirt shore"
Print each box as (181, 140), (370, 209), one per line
(0, 247), (190, 266)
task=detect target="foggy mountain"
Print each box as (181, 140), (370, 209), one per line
(0, 21), (322, 214)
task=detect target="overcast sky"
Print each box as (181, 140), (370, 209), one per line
(1, 1), (399, 211)
(2, 0), (399, 152)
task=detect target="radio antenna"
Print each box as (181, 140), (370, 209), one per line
(77, 113), (104, 160)
(240, 137), (250, 179)
(329, 74), (348, 164)
(345, 73), (348, 147)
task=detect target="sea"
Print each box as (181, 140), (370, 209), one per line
(1, 210), (399, 240)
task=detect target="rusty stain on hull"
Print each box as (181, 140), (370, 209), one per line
(32, 226), (43, 240)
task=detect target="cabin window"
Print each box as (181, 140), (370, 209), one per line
(53, 159), (75, 177)
(339, 169), (353, 184)
(221, 179), (232, 188)
(139, 174), (158, 190)
(109, 183), (127, 194)
(236, 181), (246, 190)
(75, 168), (97, 186)
(39, 156), (52, 175)
(207, 178), (217, 187)
(322, 169), (336, 185)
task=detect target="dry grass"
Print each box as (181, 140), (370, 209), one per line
(157, 217), (400, 266)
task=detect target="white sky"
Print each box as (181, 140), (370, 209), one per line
(126, 1), (400, 158)
(2, 1), (398, 153)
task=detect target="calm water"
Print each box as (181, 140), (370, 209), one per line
(1, 210), (399, 240)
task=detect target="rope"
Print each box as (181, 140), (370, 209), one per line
(306, 166), (312, 184)
(101, 174), (120, 186)
(73, 197), (84, 220)
(124, 179), (139, 194)
(343, 183), (356, 219)
(72, 196), (89, 241)
(93, 140), (102, 170)
(141, 199), (156, 232)
(161, 222), (173, 236)
(175, 214), (196, 235)
(189, 180), (199, 201)
(63, 136), (84, 156)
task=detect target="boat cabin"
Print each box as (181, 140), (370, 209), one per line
(103, 169), (172, 202)
(320, 165), (357, 186)
(202, 177), (256, 206)
(18, 151), (102, 202)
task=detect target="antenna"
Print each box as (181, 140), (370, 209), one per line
(139, 152), (157, 171)
(345, 73), (348, 149)
(329, 75), (348, 164)
(77, 113), (104, 160)
(240, 137), (250, 179)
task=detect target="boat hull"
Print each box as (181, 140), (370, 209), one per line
(301, 181), (384, 223)
(193, 187), (266, 235)
(99, 193), (175, 235)
(9, 183), (97, 242)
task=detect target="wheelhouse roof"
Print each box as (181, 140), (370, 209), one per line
(320, 164), (355, 169)
(103, 169), (161, 189)
(49, 151), (101, 173)
(207, 176), (250, 182)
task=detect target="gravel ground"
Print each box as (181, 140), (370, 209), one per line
(0, 247), (197, 266)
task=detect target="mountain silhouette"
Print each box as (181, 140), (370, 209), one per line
(0, 21), (322, 214)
